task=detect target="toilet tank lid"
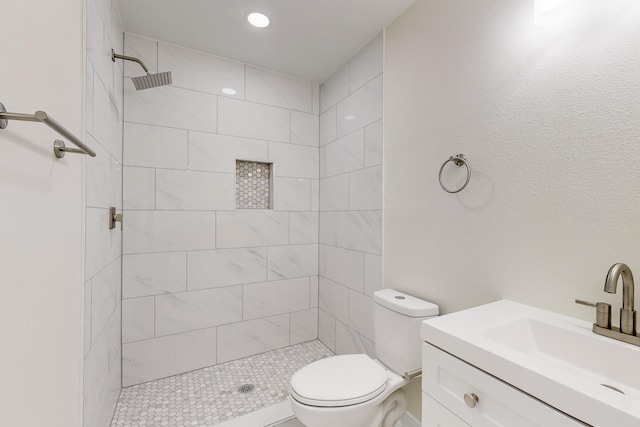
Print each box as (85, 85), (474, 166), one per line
(373, 289), (439, 317)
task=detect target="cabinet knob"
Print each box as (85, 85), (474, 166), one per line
(463, 393), (479, 408)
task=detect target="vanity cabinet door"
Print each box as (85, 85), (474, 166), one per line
(423, 393), (470, 427)
(422, 343), (588, 427)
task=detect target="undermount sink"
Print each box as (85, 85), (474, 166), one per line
(422, 300), (640, 427)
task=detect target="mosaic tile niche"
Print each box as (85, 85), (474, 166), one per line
(236, 160), (272, 209)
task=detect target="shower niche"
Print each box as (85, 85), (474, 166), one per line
(235, 160), (272, 210)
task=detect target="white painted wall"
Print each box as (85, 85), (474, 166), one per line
(385, 0), (640, 418)
(0, 1), (85, 426)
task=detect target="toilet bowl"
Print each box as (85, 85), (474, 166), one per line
(289, 289), (439, 427)
(289, 354), (408, 427)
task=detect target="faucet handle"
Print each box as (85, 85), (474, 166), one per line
(575, 299), (612, 329)
(575, 299), (597, 308)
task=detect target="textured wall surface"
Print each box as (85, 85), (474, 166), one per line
(385, 0), (640, 418)
(318, 33), (384, 356)
(121, 34), (320, 386)
(83, 0), (125, 425)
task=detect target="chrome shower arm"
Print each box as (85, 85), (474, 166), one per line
(111, 48), (172, 90)
(111, 49), (150, 74)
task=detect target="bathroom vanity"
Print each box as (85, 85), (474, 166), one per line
(421, 300), (640, 427)
(421, 343), (585, 426)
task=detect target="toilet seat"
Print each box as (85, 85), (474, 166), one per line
(290, 354), (388, 407)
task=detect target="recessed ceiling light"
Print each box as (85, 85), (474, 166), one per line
(248, 12), (270, 28)
(222, 88), (237, 95)
(344, 115), (356, 120)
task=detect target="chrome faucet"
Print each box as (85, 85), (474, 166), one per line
(576, 262), (640, 347)
(604, 263), (636, 335)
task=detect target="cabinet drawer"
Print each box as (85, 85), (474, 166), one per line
(422, 343), (588, 427)
(423, 392), (470, 427)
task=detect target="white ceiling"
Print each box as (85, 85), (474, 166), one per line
(115, 0), (415, 83)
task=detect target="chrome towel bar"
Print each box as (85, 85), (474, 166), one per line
(0, 102), (96, 158)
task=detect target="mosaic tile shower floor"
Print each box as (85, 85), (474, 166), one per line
(110, 341), (333, 427)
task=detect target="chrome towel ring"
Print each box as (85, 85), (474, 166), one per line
(439, 154), (471, 193)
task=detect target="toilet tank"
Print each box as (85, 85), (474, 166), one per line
(373, 289), (439, 376)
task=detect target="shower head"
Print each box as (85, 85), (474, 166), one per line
(111, 49), (173, 90)
(132, 71), (173, 90)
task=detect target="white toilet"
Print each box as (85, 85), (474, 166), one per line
(289, 289), (439, 427)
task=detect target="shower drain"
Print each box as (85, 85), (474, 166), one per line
(237, 384), (255, 394)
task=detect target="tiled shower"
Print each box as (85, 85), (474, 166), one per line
(84, 0), (125, 425)
(318, 33), (384, 356)
(120, 32), (322, 386)
(83, 0), (384, 423)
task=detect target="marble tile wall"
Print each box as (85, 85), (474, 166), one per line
(84, 0), (124, 426)
(122, 33), (320, 386)
(318, 33), (383, 358)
